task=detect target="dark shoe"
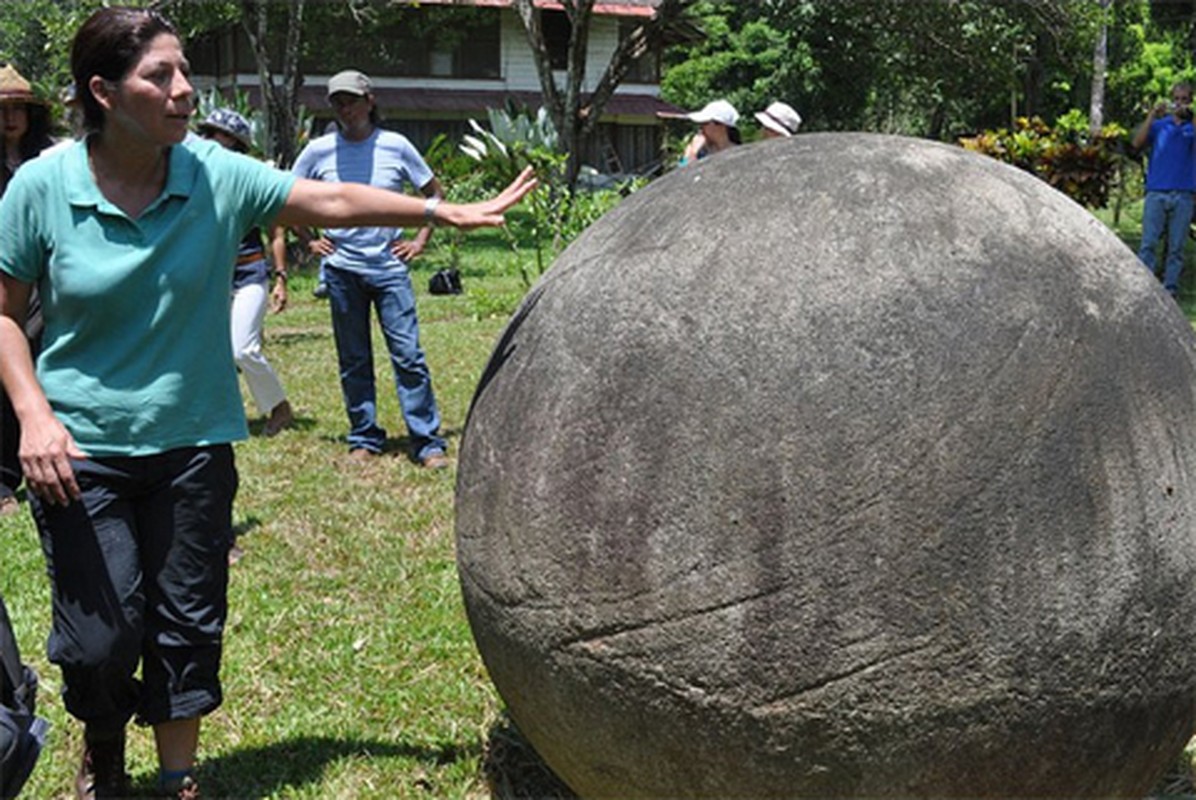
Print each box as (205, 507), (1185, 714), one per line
(312, 281), (329, 299)
(76, 730), (129, 799)
(263, 400), (293, 437)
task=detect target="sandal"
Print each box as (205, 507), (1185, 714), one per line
(0, 488), (19, 516)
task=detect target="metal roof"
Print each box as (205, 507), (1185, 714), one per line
(398, 0), (660, 17)
(287, 85), (679, 121)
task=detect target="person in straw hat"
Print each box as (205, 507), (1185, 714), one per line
(0, 64), (55, 194)
(0, 63), (53, 517)
(754, 100), (802, 139)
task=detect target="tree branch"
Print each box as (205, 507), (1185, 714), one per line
(584, 0), (695, 137)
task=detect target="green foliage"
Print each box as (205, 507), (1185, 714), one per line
(0, 239), (560, 799)
(460, 106), (637, 286)
(661, 1), (817, 136)
(663, 0), (1104, 140)
(423, 133), (480, 187)
(959, 113), (1130, 209)
(194, 85), (315, 165)
(0, 0), (111, 109)
(1105, 17), (1194, 123)
(464, 286), (526, 320)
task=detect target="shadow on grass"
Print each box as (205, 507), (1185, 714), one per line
(482, 713), (577, 800)
(268, 329), (333, 346)
(195, 735), (473, 798)
(246, 414), (319, 438)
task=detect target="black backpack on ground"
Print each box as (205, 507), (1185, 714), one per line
(428, 267), (463, 295)
(0, 594), (47, 799)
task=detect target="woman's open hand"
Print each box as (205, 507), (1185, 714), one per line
(439, 167), (538, 230)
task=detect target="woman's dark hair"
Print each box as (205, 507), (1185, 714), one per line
(728, 126), (742, 146)
(0, 102), (55, 193)
(16, 103), (54, 160)
(71, 6), (178, 133)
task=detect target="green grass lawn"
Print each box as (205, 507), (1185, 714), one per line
(4, 198), (1196, 798)
(0, 236), (570, 799)
(1092, 168), (1196, 322)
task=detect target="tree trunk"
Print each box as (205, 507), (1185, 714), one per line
(513, 0), (696, 188)
(1089, 0), (1111, 135)
(562, 0), (595, 186)
(240, 0), (305, 168)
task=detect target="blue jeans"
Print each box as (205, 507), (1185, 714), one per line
(1138, 190), (1194, 296)
(325, 265), (446, 460)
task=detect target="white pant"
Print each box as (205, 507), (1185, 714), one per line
(231, 280), (287, 415)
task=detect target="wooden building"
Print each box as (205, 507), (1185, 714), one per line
(187, 0), (680, 175)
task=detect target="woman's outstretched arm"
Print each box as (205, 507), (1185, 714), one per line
(276, 166), (537, 231)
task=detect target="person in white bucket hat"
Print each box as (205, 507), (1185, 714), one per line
(755, 101), (802, 138)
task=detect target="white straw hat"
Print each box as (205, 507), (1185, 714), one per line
(754, 101), (802, 137)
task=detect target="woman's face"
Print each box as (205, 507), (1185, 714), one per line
(202, 129), (241, 152)
(0, 103), (29, 145)
(701, 120), (730, 146)
(97, 32), (194, 146)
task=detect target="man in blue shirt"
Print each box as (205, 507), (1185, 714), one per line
(288, 70), (449, 468)
(1133, 81), (1196, 299)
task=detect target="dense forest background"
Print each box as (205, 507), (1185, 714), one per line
(4, 1), (1196, 152)
(662, 0), (1190, 140)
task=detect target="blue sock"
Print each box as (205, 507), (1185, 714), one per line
(159, 767), (193, 788)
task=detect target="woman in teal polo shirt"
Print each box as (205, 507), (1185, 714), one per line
(0, 8), (533, 799)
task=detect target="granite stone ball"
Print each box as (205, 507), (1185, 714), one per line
(455, 133), (1196, 797)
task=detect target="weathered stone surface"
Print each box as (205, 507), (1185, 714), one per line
(455, 133), (1196, 797)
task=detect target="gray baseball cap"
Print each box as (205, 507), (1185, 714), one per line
(327, 70), (371, 99)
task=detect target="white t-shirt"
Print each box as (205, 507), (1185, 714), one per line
(291, 127), (434, 272)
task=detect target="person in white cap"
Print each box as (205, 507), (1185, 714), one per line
(676, 99), (741, 165)
(285, 69), (452, 469)
(755, 101), (802, 139)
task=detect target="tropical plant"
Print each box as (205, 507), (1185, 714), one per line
(959, 113), (1129, 209)
(194, 85), (314, 165)
(460, 107), (571, 284)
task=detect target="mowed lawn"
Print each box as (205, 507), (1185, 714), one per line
(4, 197), (1196, 798)
(0, 232), (562, 800)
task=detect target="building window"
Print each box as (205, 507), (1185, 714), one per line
(618, 19), (659, 83)
(542, 10), (571, 71)
(296, 6), (500, 79)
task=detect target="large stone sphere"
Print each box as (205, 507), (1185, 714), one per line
(455, 133), (1196, 797)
